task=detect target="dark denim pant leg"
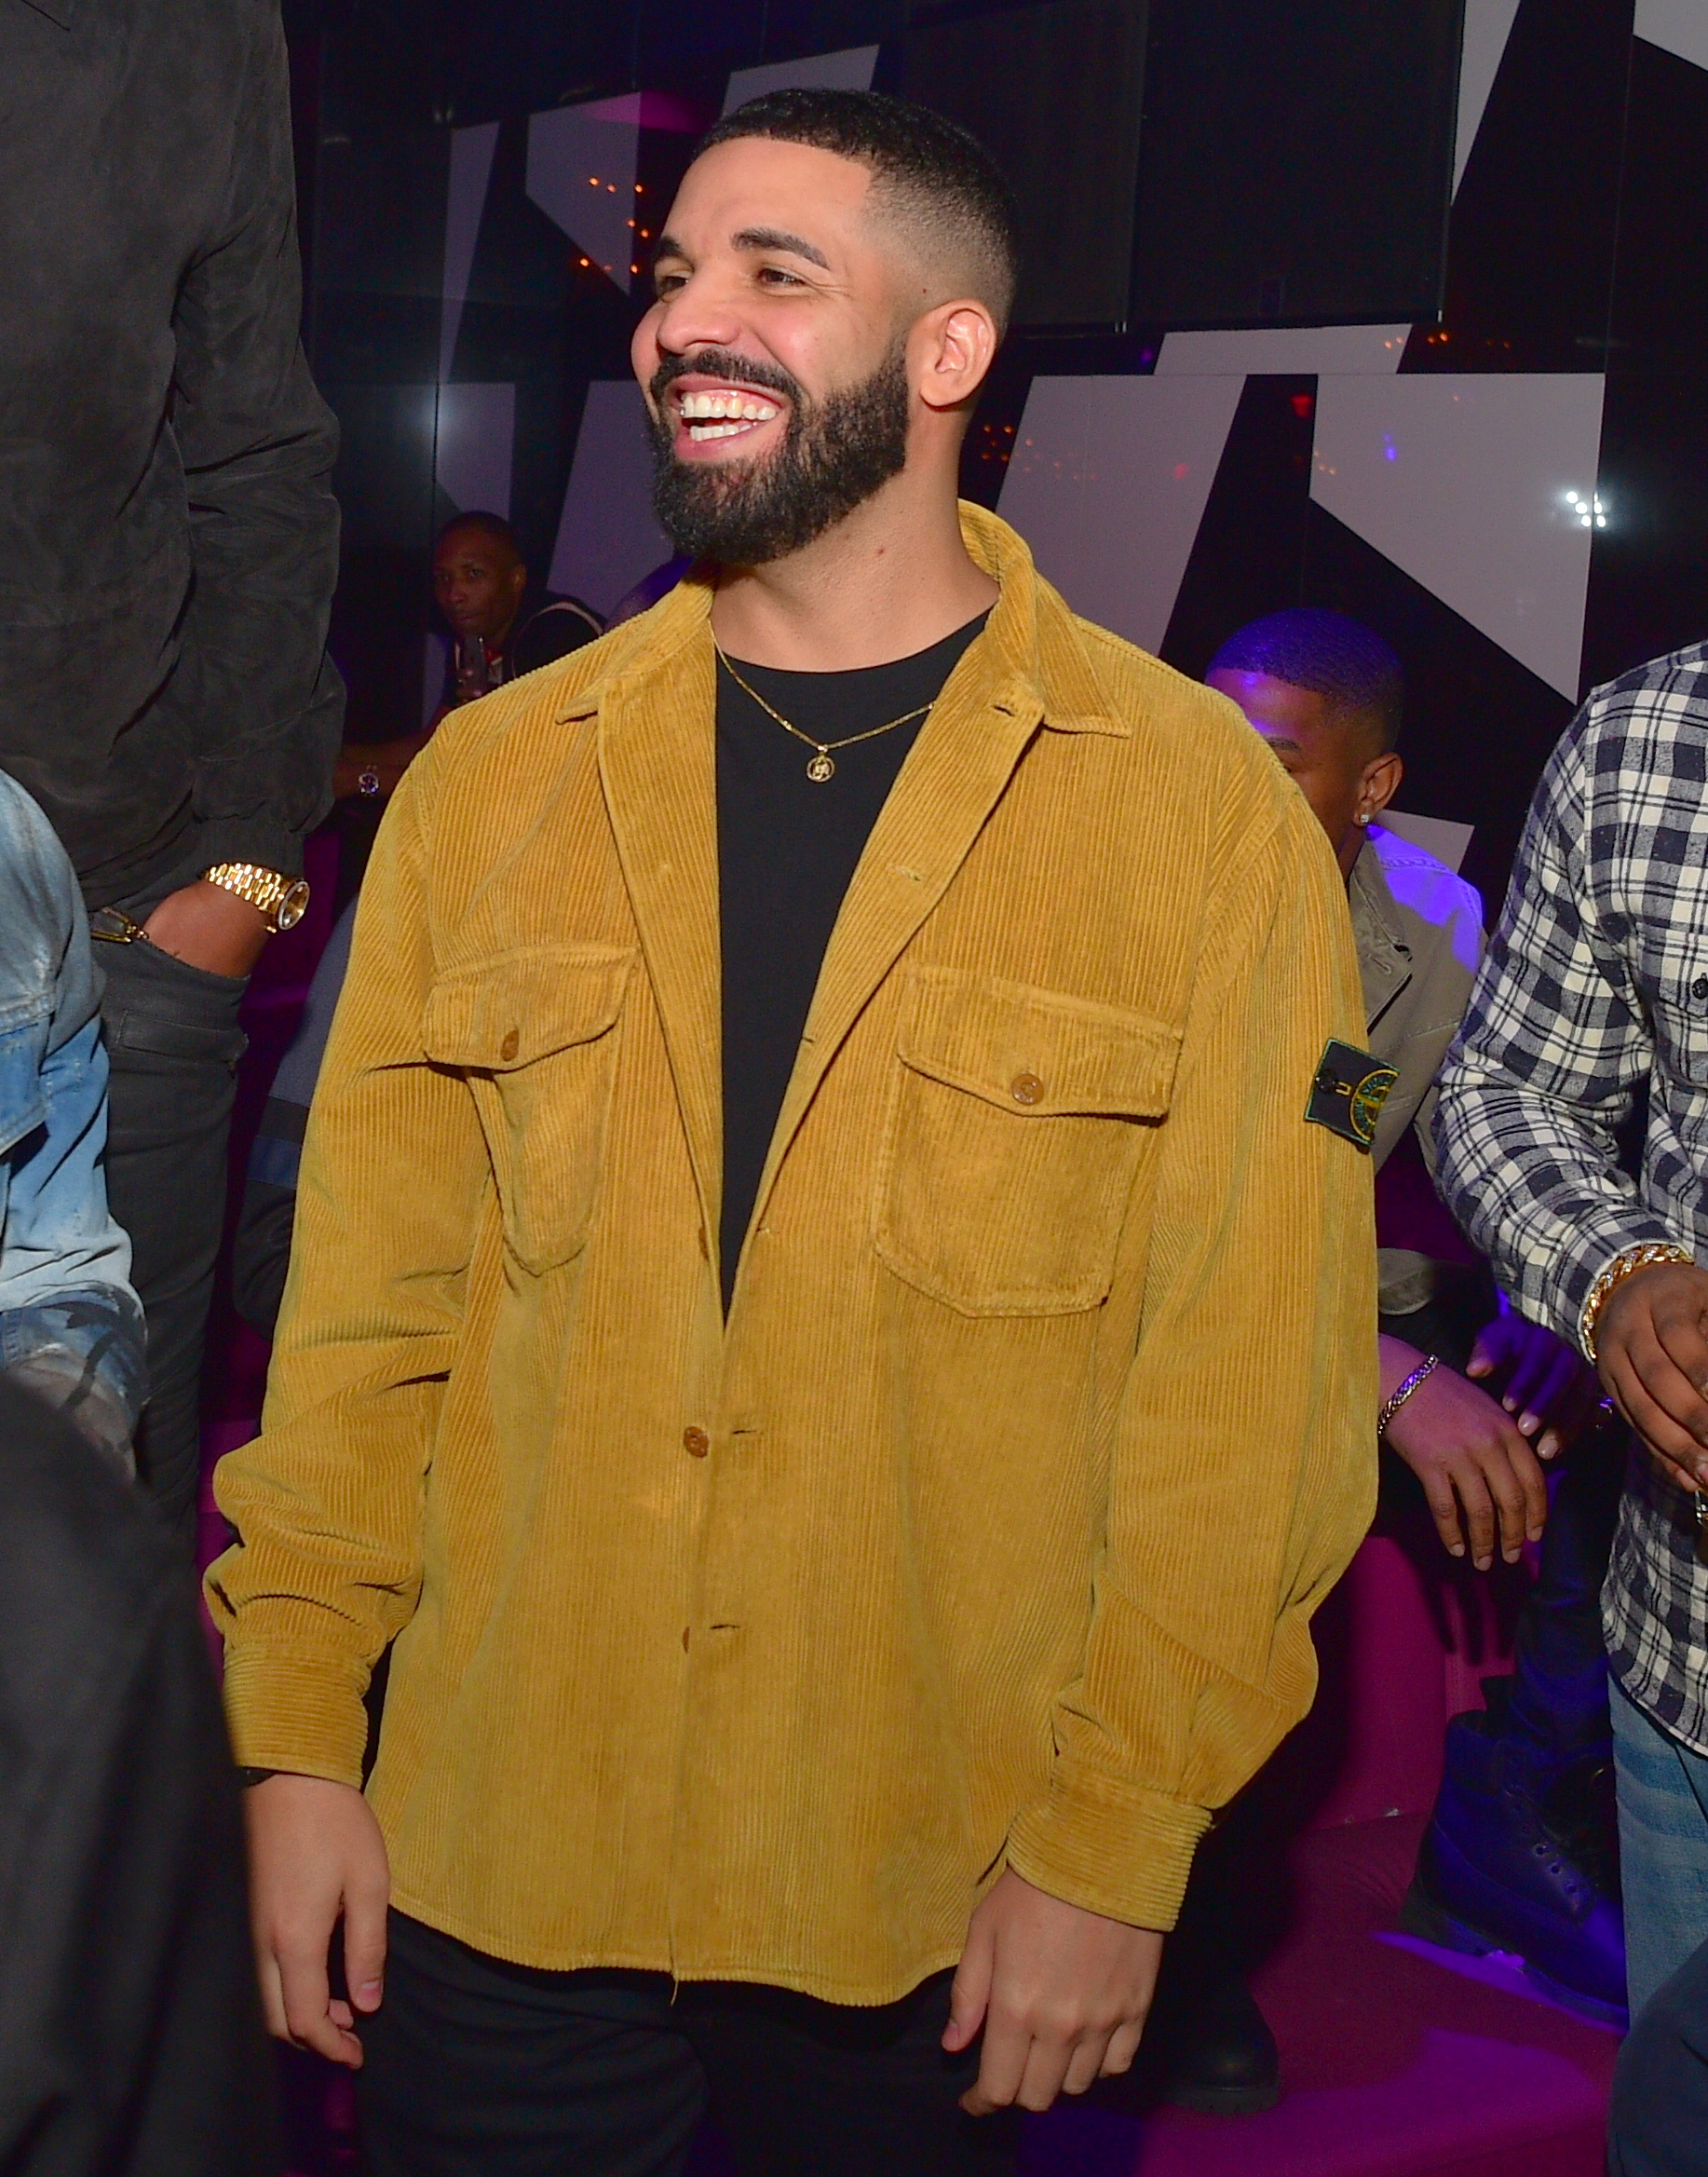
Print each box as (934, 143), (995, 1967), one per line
(1505, 1430), (1624, 1775)
(1610, 1931), (1708, 2176)
(97, 937), (248, 1545)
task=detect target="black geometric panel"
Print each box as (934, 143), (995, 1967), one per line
(1159, 375), (1317, 679)
(1302, 504), (1575, 909)
(1607, 34), (1708, 374)
(1582, 370), (1708, 689)
(1402, 0), (1633, 374)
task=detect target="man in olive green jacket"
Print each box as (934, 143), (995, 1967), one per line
(210, 90), (1376, 2172)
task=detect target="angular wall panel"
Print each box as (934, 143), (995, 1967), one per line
(1635, 0), (1708, 72)
(997, 375), (1245, 654)
(549, 382), (674, 618)
(722, 46), (880, 114)
(1310, 374), (1606, 699)
(434, 382), (515, 519)
(1455, 0), (1524, 192)
(1157, 325), (1409, 376)
(441, 122), (499, 381)
(527, 100), (643, 288)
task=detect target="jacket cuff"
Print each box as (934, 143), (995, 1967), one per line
(219, 1646), (372, 1789)
(194, 819), (309, 879)
(1006, 1765), (1212, 1931)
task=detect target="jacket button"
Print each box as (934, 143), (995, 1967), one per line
(1693, 977), (1708, 1002)
(499, 1027), (520, 1061)
(683, 1427), (710, 1458)
(1010, 1071), (1044, 1105)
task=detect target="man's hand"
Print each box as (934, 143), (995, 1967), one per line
(1596, 1259), (1708, 1493)
(943, 1868), (1161, 2115)
(244, 1774), (390, 2068)
(142, 878), (270, 978)
(1379, 1333), (1547, 1569)
(1466, 1296), (1601, 1458)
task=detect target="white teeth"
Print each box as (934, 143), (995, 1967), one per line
(686, 420), (752, 440)
(678, 389), (780, 422)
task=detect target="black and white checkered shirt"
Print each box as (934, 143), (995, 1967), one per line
(1436, 642), (1708, 1752)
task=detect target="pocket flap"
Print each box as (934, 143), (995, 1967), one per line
(423, 946), (635, 1069)
(897, 967), (1180, 1118)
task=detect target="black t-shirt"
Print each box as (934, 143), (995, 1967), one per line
(717, 613), (990, 1310)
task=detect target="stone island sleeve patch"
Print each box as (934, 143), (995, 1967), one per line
(1306, 1039), (1399, 1152)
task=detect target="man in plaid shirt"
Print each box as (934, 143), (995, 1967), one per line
(1437, 640), (1708, 2024)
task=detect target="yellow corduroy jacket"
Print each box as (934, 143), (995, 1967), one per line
(209, 504), (1377, 2004)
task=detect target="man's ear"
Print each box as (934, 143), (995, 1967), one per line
(1357, 749), (1404, 824)
(914, 300), (999, 415)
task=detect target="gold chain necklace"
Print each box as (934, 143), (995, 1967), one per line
(715, 643), (935, 783)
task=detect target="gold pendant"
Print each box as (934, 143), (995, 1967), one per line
(806, 752), (835, 782)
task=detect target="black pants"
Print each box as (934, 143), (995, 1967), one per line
(358, 1913), (1019, 2177)
(1610, 1930), (1708, 2175)
(97, 934), (248, 1545)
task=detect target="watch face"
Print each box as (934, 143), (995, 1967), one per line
(277, 879), (311, 932)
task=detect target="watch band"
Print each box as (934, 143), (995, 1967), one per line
(203, 862), (311, 934)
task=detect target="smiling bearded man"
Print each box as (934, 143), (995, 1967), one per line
(210, 89), (1376, 2176)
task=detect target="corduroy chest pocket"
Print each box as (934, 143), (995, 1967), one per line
(423, 946), (635, 1273)
(874, 968), (1181, 1316)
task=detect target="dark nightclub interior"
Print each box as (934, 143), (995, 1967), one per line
(6, 0), (1708, 2171)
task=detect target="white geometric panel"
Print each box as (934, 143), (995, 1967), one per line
(722, 47), (881, 115)
(1157, 324), (1409, 376)
(1380, 810), (1475, 876)
(997, 375), (1245, 655)
(527, 99), (643, 288)
(1455, 0), (1523, 194)
(549, 382), (674, 619)
(434, 383), (515, 520)
(1635, 0), (1708, 71)
(1310, 374), (1606, 701)
(441, 121), (499, 381)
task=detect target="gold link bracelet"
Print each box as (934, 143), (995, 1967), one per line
(1579, 1242), (1695, 1363)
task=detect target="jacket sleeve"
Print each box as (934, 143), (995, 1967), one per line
(162, 7), (344, 879)
(1005, 761), (1377, 1931)
(1434, 710), (1674, 1351)
(207, 743), (489, 1781)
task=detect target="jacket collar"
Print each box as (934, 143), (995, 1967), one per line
(573, 505), (1130, 1294)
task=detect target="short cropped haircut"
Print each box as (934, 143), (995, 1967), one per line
(1210, 608), (1404, 751)
(436, 510), (522, 560)
(698, 88), (1021, 329)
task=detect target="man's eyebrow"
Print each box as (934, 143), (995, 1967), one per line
(730, 226), (831, 268)
(1256, 732), (1306, 753)
(654, 232), (687, 262)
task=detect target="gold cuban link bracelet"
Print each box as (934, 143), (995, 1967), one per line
(1579, 1241), (1695, 1363)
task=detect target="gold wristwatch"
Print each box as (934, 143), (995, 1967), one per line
(203, 862), (311, 933)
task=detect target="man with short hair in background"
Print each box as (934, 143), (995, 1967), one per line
(212, 90), (1376, 2172)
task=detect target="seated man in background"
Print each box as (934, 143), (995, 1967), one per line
(1168, 611), (1619, 2109)
(0, 771), (144, 1474)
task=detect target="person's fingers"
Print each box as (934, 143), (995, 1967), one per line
(1465, 1327), (1499, 1381)
(1510, 1431), (1550, 1542)
(1509, 1347), (1576, 1432)
(1647, 1313), (1708, 1444)
(1453, 1465), (1498, 1570)
(1605, 1358), (1708, 1486)
(942, 1919), (995, 2054)
(344, 1879), (390, 2016)
(1621, 1328), (1708, 1462)
(1015, 2031), (1076, 2112)
(1417, 1466), (1468, 1558)
(1061, 2030), (1111, 2099)
(1477, 1439), (1531, 1562)
(276, 1937), (361, 2067)
(1101, 2019), (1146, 2077)
(960, 2007), (1028, 2116)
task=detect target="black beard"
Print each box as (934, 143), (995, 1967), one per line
(648, 345), (911, 566)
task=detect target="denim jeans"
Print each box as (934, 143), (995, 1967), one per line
(1611, 1679), (1708, 2017)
